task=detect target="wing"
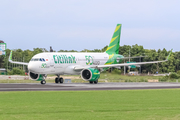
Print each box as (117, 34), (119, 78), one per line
(96, 60), (166, 68)
(74, 49), (172, 70)
(8, 50), (29, 66)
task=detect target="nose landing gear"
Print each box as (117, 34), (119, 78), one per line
(41, 80), (46, 84)
(40, 75), (47, 85)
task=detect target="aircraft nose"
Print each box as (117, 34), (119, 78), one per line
(28, 63), (36, 72)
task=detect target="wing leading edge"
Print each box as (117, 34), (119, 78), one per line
(8, 50), (29, 66)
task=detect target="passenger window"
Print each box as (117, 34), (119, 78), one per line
(42, 58), (45, 62)
(40, 58), (42, 61)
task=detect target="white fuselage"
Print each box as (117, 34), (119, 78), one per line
(28, 52), (110, 75)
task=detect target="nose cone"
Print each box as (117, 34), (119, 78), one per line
(28, 62), (37, 72)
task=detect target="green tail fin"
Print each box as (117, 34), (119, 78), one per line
(106, 24), (121, 54)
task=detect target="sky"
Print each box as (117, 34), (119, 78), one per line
(0, 0), (180, 52)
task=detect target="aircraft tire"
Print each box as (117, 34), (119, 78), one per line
(59, 78), (63, 83)
(55, 77), (59, 83)
(94, 80), (98, 84)
(89, 81), (93, 84)
(41, 80), (46, 85)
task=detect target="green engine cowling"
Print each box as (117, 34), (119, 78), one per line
(81, 68), (100, 81)
(29, 72), (44, 81)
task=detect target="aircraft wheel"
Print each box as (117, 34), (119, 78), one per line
(55, 77), (59, 83)
(89, 81), (93, 84)
(41, 80), (46, 85)
(94, 80), (98, 84)
(59, 77), (64, 83)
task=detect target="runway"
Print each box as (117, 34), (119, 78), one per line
(1, 82), (180, 91)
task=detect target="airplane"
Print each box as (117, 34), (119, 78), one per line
(8, 24), (172, 84)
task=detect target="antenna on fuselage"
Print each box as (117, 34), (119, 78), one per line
(50, 46), (53, 52)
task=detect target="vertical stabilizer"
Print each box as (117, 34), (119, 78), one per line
(106, 24), (121, 54)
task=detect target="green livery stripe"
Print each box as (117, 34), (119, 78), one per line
(108, 54), (114, 59)
(114, 25), (121, 32)
(94, 73), (100, 75)
(110, 35), (119, 44)
(106, 24), (121, 55)
(106, 45), (116, 51)
(105, 61), (114, 65)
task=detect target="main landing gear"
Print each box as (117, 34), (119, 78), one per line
(89, 79), (98, 84)
(55, 75), (64, 84)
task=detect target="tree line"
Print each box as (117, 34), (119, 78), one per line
(0, 44), (178, 74)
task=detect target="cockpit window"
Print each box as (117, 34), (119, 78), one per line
(31, 58), (46, 62)
(34, 59), (39, 61)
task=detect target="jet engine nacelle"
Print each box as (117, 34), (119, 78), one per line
(81, 68), (100, 81)
(29, 72), (44, 81)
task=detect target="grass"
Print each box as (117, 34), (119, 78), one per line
(0, 89), (180, 120)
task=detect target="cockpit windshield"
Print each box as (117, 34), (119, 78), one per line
(31, 58), (45, 62)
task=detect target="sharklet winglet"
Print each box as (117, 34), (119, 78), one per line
(9, 50), (13, 61)
(166, 49), (173, 61)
